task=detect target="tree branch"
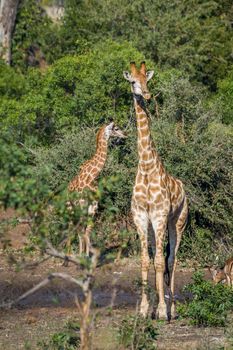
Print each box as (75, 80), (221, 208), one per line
(45, 240), (81, 266)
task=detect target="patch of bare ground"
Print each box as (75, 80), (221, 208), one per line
(0, 209), (30, 249)
(0, 250), (230, 350)
(156, 321), (227, 350)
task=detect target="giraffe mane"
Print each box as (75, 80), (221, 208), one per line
(95, 125), (106, 145)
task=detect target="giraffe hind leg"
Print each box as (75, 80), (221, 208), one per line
(168, 199), (188, 319)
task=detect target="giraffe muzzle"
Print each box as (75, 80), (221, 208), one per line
(143, 93), (151, 100)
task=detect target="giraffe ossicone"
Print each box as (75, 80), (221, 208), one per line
(124, 61), (188, 320)
(68, 122), (126, 256)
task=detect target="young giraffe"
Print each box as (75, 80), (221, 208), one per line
(123, 62), (188, 319)
(68, 122), (126, 255)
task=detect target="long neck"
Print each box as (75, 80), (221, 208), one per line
(134, 95), (159, 171)
(92, 134), (108, 175)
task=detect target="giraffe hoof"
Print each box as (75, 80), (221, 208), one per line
(140, 304), (149, 317)
(156, 304), (167, 320)
(171, 304), (178, 320)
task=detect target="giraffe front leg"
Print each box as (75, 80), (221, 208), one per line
(134, 211), (150, 317)
(78, 234), (83, 256)
(151, 216), (167, 320)
(84, 224), (92, 256)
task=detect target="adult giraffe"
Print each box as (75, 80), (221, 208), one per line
(123, 62), (188, 319)
(68, 122), (126, 255)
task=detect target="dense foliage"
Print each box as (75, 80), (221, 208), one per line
(177, 271), (233, 326)
(12, 0), (233, 89)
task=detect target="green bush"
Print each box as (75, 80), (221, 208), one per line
(178, 228), (215, 266)
(118, 314), (158, 350)
(0, 135), (52, 213)
(11, 0), (233, 89)
(0, 61), (26, 98)
(1, 40), (148, 143)
(60, 0), (233, 88)
(38, 320), (80, 350)
(177, 271), (233, 327)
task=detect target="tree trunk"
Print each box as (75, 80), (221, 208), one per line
(0, 0), (19, 64)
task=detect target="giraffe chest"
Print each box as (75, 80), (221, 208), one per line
(132, 171), (170, 211)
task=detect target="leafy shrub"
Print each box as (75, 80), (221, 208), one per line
(0, 135), (52, 213)
(177, 271), (233, 327)
(38, 320), (80, 350)
(0, 61), (26, 98)
(1, 40), (148, 143)
(60, 0), (233, 88)
(178, 228), (215, 266)
(118, 314), (158, 350)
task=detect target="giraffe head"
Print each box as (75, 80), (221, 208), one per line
(103, 122), (126, 140)
(123, 61), (154, 100)
(209, 267), (226, 284)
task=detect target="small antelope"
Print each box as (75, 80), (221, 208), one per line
(209, 257), (233, 287)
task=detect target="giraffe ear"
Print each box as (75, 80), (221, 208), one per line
(123, 71), (133, 81)
(106, 122), (114, 132)
(105, 122), (114, 138)
(146, 70), (154, 81)
(108, 121), (114, 129)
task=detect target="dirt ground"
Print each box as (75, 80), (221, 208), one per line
(0, 252), (230, 350)
(0, 213), (231, 350)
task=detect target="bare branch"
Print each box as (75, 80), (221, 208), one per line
(18, 255), (51, 270)
(45, 240), (80, 266)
